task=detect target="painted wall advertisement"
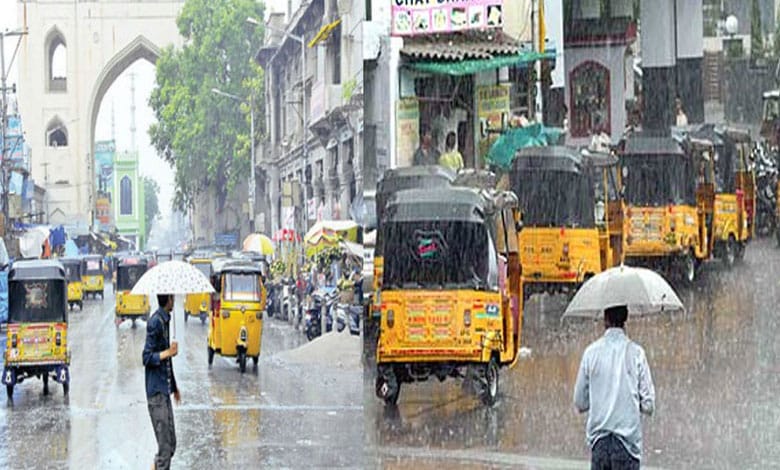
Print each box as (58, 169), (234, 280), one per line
(395, 98), (419, 167)
(94, 140), (116, 231)
(392, 0), (503, 36)
(476, 84), (510, 160)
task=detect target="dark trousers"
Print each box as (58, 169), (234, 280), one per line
(148, 393), (176, 470)
(591, 434), (640, 470)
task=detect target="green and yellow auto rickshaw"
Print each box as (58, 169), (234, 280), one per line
(81, 254), (105, 299)
(115, 257), (151, 326)
(60, 257), (84, 311)
(3, 260), (71, 402)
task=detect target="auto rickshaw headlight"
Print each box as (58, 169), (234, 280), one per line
(55, 331), (62, 347)
(255, 311), (262, 320)
(240, 305), (246, 313)
(562, 243), (570, 257)
(670, 219), (677, 232)
(464, 309), (472, 327)
(386, 309), (394, 328)
(222, 310), (230, 319)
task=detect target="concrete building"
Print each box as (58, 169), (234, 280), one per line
(113, 150), (145, 249)
(256, 0), (364, 236)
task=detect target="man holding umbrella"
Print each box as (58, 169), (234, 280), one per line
(143, 294), (181, 470)
(573, 305), (656, 470)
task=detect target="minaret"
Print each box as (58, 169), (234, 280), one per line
(129, 71), (137, 152)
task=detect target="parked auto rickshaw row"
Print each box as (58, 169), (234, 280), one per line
(371, 123), (757, 406)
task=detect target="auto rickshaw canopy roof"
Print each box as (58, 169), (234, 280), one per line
(118, 257), (149, 268)
(378, 165), (456, 194)
(621, 133), (686, 157)
(385, 187), (491, 224)
(10, 260), (66, 281)
(513, 146), (585, 173)
(211, 258), (264, 275)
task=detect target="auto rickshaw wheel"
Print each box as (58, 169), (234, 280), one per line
(207, 346), (215, 366)
(200, 314), (207, 325)
(479, 357), (499, 406)
(6, 384), (12, 401)
(680, 251), (696, 286)
(238, 350), (247, 373)
(735, 242), (746, 261)
(63, 382), (69, 396)
(184, 313), (188, 324)
(252, 356), (259, 368)
(43, 374), (49, 396)
(131, 319), (137, 328)
(376, 367), (400, 406)
(79, 302), (83, 311)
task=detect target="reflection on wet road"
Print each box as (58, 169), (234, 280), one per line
(365, 239), (780, 469)
(0, 292), (364, 469)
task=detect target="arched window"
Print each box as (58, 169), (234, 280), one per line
(569, 61), (611, 138)
(45, 27), (67, 92)
(120, 176), (133, 215)
(46, 116), (68, 147)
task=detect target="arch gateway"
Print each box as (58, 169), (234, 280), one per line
(15, 0), (184, 227)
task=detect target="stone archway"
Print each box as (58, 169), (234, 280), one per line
(15, 1), (184, 228)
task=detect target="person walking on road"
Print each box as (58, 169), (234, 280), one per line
(143, 294), (181, 470)
(573, 305), (655, 470)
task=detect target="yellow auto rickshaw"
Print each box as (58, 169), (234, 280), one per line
(81, 254), (105, 299)
(185, 257), (212, 325)
(61, 257), (84, 311)
(115, 257), (151, 326)
(375, 186), (523, 406)
(3, 260), (71, 402)
(208, 259), (266, 373)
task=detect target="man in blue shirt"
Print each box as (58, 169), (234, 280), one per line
(142, 294), (181, 470)
(574, 305), (655, 470)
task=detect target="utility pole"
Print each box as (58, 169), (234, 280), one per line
(1, 29), (28, 237)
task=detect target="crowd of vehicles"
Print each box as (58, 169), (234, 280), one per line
(370, 122), (760, 407)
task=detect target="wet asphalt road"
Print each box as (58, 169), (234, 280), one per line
(0, 291), (363, 469)
(365, 238), (780, 469)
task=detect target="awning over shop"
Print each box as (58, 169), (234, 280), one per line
(407, 51), (555, 76)
(308, 18), (341, 48)
(401, 31), (554, 76)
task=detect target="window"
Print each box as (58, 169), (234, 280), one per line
(120, 176), (133, 215)
(45, 27), (67, 92)
(46, 116), (68, 147)
(570, 61), (611, 138)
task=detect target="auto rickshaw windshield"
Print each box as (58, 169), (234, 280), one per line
(63, 264), (81, 282)
(223, 273), (262, 301)
(116, 265), (147, 291)
(382, 220), (495, 291)
(512, 169), (595, 228)
(9, 280), (67, 323)
(623, 155), (696, 206)
(193, 263), (212, 279)
(85, 258), (103, 274)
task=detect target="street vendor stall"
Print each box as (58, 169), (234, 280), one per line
(304, 220), (360, 258)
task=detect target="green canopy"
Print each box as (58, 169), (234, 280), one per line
(407, 51), (555, 76)
(485, 124), (563, 170)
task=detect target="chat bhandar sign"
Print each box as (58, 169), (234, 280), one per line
(392, 0), (503, 36)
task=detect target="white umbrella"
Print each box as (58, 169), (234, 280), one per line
(563, 265), (684, 319)
(131, 260), (215, 338)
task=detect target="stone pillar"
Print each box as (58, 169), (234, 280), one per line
(675, 1), (704, 124)
(641, 0), (676, 133)
(268, 164), (281, 234)
(339, 139), (354, 221)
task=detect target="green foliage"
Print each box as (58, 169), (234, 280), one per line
(149, 0), (266, 212)
(143, 177), (161, 240)
(751, 0), (763, 57)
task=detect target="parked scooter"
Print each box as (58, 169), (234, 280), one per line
(304, 286), (338, 341)
(281, 278), (298, 324)
(335, 303), (361, 336)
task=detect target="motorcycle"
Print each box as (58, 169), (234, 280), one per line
(281, 278), (298, 324)
(335, 303), (362, 336)
(304, 286), (338, 341)
(754, 143), (778, 236)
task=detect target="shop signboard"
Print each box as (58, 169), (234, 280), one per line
(391, 0), (503, 36)
(476, 84), (510, 161)
(395, 98), (419, 167)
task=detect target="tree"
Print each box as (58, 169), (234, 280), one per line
(751, 0), (763, 57)
(143, 177), (161, 241)
(149, 0), (265, 213)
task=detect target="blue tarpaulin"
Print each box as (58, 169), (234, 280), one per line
(65, 240), (79, 257)
(0, 271), (7, 324)
(49, 225), (67, 247)
(485, 124), (564, 170)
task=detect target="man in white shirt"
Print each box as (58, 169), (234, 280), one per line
(574, 304), (655, 470)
